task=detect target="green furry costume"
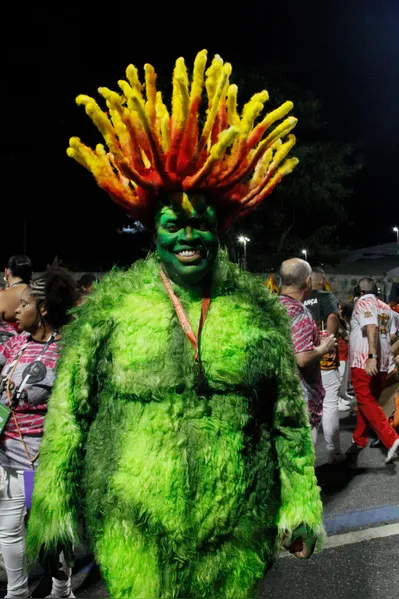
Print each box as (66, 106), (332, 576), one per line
(26, 50), (323, 598)
(27, 253), (322, 598)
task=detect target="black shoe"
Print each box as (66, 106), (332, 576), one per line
(346, 442), (365, 456)
(370, 438), (383, 448)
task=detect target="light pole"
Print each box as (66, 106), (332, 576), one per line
(301, 249), (308, 262)
(394, 227), (399, 244)
(238, 236), (250, 269)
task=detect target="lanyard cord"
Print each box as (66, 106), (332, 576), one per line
(4, 331), (58, 468)
(159, 267), (211, 362)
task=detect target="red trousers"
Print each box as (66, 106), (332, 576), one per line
(352, 368), (399, 449)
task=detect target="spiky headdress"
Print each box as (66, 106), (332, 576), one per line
(67, 50), (298, 230)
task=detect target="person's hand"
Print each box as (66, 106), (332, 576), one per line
(320, 334), (336, 354)
(39, 541), (74, 580)
(365, 358), (378, 376)
(282, 524), (317, 559)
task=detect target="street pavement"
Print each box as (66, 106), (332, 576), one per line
(2, 410), (399, 598)
(261, 410), (399, 599)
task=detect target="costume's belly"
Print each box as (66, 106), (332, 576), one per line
(84, 392), (278, 547)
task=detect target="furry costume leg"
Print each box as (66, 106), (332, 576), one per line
(191, 540), (268, 599)
(95, 510), (162, 599)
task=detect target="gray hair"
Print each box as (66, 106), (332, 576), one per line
(279, 259), (311, 289)
(359, 277), (378, 295)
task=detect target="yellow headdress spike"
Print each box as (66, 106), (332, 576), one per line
(67, 51), (299, 230)
(144, 64), (158, 133)
(227, 85), (240, 127)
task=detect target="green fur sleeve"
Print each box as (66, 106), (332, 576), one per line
(26, 297), (113, 560)
(270, 313), (323, 543)
(231, 265), (324, 547)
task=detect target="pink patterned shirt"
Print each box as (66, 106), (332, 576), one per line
(0, 320), (19, 346)
(0, 332), (61, 469)
(280, 294), (325, 427)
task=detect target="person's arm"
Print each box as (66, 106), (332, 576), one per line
(391, 337), (399, 358)
(390, 313), (399, 347)
(319, 292), (339, 334)
(268, 315), (323, 558)
(295, 334), (336, 368)
(289, 307), (335, 369)
(0, 340), (10, 374)
(0, 287), (27, 321)
(0, 290), (6, 320)
(26, 296), (113, 564)
(365, 323), (379, 376)
(338, 324), (350, 341)
(326, 312), (340, 336)
(355, 297), (379, 376)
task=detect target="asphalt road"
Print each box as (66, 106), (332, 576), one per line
(2, 410), (399, 598)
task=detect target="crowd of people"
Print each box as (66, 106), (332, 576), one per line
(0, 256), (98, 598)
(278, 258), (399, 465)
(0, 252), (397, 598)
(0, 252), (398, 597)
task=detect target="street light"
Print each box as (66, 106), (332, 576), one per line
(301, 249), (308, 261)
(394, 227), (399, 255)
(238, 236), (250, 269)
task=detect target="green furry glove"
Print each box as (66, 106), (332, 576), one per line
(282, 524), (317, 559)
(39, 541), (74, 580)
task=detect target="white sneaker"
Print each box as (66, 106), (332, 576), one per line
(327, 452), (347, 465)
(340, 393), (354, 402)
(386, 439), (399, 464)
(338, 398), (351, 412)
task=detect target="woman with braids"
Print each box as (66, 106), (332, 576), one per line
(0, 267), (77, 599)
(0, 256), (32, 348)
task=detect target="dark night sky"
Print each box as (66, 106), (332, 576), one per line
(2, 1), (398, 270)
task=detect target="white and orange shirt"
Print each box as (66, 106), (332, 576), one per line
(350, 294), (395, 372)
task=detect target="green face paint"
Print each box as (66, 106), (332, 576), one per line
(155, 193), (219, 287)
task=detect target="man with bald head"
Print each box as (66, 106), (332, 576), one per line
(279, 259), (336, 445)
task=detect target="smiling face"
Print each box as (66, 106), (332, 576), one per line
(155, 193), (219, 287)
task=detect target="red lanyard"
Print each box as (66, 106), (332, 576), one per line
(159, 267), (211, 362)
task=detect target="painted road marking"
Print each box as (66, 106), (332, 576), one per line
(323, 504), (399, 534)
(324, 522), (399, 549)
(281, 521), (399, 557)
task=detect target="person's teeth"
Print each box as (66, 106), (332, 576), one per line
(178, 250), (198, 256)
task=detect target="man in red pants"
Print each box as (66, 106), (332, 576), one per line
(349, 277), (399, 463)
